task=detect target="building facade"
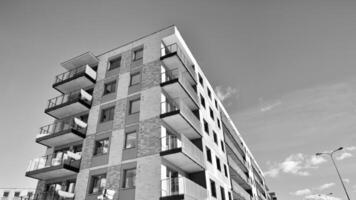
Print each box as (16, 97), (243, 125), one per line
(0, 188), (35, 200)
(26, 26), (276, 200)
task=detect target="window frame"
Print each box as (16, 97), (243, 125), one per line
(129, 98), (141, 115)
(133, 48), (143, 61)
(89, 173), (107, 194)
(123, 168), (136, 189)
(103, 80), (117, 96)
(129, 72), (141, 86)
(124, 131), (137, 149)
(94, 138), (110, 156)
(100, 106), (115, 123)
(108, 56), (121, 71)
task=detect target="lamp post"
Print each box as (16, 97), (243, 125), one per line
(316, 147), (351, 200)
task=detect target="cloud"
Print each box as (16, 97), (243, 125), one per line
(345, 146), (356, 151)
(291, 189), (312, 196)
(264, 153), (326, 178)
(305, 194), (341, 200)
(215, 86), (238, 101)
(336, 152), (352, 160)
(317, 183), (335, 190)
(343, 178), (350, 183)
(260, 100), (282, 112)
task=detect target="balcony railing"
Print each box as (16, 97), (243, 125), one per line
(231, 178), (252, 200)
(161, 176), (206, 200)
(54, 65), (96, 85)
(26, 152), (81, 173)
(46, 89), (92, 109)
(161, 43), (195, 80)
(37, 118), (87, 139)
(32, 190), (74, 200)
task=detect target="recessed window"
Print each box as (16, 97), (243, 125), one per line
(206, 146), (212, 163)
(103, 80), (117, 95)
(207, 88), (212, 99)
(100, 106), (115, 123)
(203, 119), (209, 134)
(210, 179), (217, 198)
(94, 138), (109, 156)
(123, 168), (136, 188)
(210, 107), (214, 120)
(14, 192), (20, 197)
(108, 57), (121, 71)
(130, 72), (141, 86)
(221, 141), (225, 152)
(215, 99), (218, 109)
(3, 192), (9, 197)
(220, 187), (226, 200)
(27, 192), (33, 198)
(216, 156), (221, 171)
(133, 48), (143, 61)
(89, 174), (106, 194)
(198, 73), (204, 86)
(129, 98), (140, 114)
(200, 94), (206, 108)
(217, 119), (221, 129)
(213, 131), (218, 144)
(228, 192), (232, 200)
(224, 164), (228, 177)
(125, 131), (137, 149)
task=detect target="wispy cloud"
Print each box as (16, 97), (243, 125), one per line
(260, 99), (282, 112)
(215, 86), (239, 102)
(290, 189), (312, 196)
(264, 153), (326, 178)
(305, 194), (341, 200)
(343, 178), (350, 183)
(317, 183), (335, 190)
(345, 146), (356, 151)
(336, 152), (352, 160)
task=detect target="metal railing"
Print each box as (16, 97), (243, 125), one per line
(54, 65), (86, 84)
(161, 176), (206, 200)
(46, 89), (92, 109)
(161, 135), (182, 152)
(26, 152), (81, 172)
(161, 68), (197, 100)
(38, 118), (87, 139)
(161, 43), (195, 78)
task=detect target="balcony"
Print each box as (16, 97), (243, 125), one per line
(255, 180), (267, 198)
(36, 118), (87, 147)
(160, 98), (201, 139)
(161, 176), (207, 200)
(231, 179), (252, 200)
(161, 68), (198, 109)
(61, 52), (98, 71)
(45, 89), (92, 119)
(161, 43), (196, 81)
(226, 144), (248, 173)
(26, 152), (81, 180)
(53, 65), (96, 93)
(228, 155), (252, 190)
(160, 135), (205, 173)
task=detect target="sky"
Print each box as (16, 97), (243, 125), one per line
(0, 0), (356, 199)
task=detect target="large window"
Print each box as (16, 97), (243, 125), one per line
(220, 187), (226, 200)
(94, 138), (109, 156)
(100, 106), (115, 123)
(123, 168), (136, 188)
(125, 131), (137, 149)
(103, 80), (117, 95)
(129, 98), (140, 114)
(133, 48), (143, 61)
(210, 179), (216, 198)
(130, 72), (141, 86)
(108, 57), (121, 71)
(89, 174), (106, 194)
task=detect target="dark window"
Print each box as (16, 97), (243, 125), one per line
(14, 192), (20, 197)
(123, 168), (136, 188)
(129, 98), (140, 114)
(3, 192), (9, 197)
(125, 131), (137, 149)
(216, 156), (221, 171)
(27, 192), (33, 197)
(217, 119), (221, 129)
(89, 174), (106, 194)
(94, 138), (109, 155)
(228, 192), (232, 200)
(210, 179), (217, 198)
(207, 88), (212, 99)
(200, 94), (206, 108)
(215, 99), (218, 109)
(108, 57), (121, 70)
(130, 72), (141, 86)
(133, 48), (143, 61)
(100, 106), (115, 122)
(220, 187), (226, 200)
(198, 73), (204, 86)
(224, 164), (228, 177)
(221, 141), (225, 152)
(213, 131), (218, 144)
(206, 146), (212, 163)
(210, 107), (214, 120)
(103, 80), (117, 95)
(204, 119), (209, 134)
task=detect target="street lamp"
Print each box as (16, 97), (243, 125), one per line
(316, 147), (351, 200)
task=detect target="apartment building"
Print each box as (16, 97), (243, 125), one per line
(25, 25), (276, 200)
(0, 188), (35, 200)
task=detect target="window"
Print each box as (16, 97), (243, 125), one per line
(94, 138), (109, 156)
(224, 164), (228, 177)
(108, 57), (121, 70)
(221, 141), (225, 152)
(215, 99), (218, 109)
(217, 119), (221, 129)
(14, 192), (20, 197)
(27, 192), (33, 197)
(220, 187), (226, 200)
(198, 73), (204, 86)
(123, 168), (136, 188)
(203, 119), (209, 134)
(133, 48), (143, 61)
(207, 88), (212, 99)
(100, 106), (115, 123)
(210, 179), (217, 198)
(228, 192), (232, 200)
(125, 131), (137, 149)
(129, 98), (140, 114)
(130, 72), (141, 86)
(103, 80), (117, 95)
(3, 192), (9, 197)
(216, 157), (221, 171)
(206, 146), (212, 163)
(89, 174), (106, 194)
(213, 131), (218, 144)
(210, 107), (214, 120)
(200, 94), (206, 108)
